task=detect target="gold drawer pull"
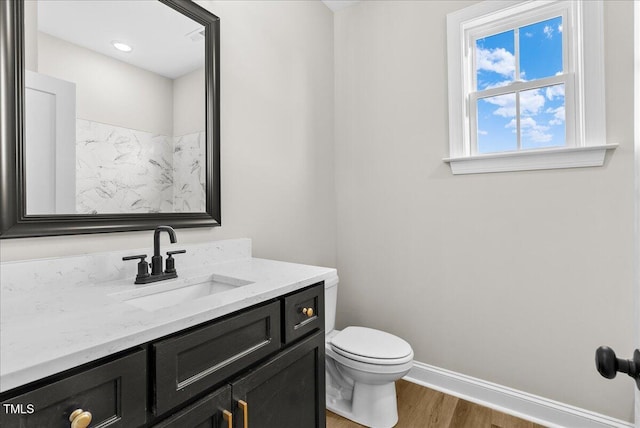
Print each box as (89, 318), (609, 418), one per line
(69, 409), (92, 428)
(223, 409), (233, 428)
(238, 400), (248, 428)
(302, 307), (314, 317)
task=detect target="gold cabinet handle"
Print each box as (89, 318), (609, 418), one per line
(302, 307), (314, 317)
(223, 409), (233, 428)
(69, 409), (92, 428)
(238, 400), (248, 428)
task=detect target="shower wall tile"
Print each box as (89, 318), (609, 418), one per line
(76, 119), (174, 214)
(173, 131), (206, 212)
(75, 120), (205, 214)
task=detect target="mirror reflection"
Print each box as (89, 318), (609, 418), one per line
(24, 0), (206, 215)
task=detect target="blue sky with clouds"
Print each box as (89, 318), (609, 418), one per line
(475, 16), (565, 154)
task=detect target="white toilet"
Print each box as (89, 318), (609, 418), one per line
(324, 277), (414, 428)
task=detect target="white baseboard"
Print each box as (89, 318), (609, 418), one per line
(403, 361), (633, 428)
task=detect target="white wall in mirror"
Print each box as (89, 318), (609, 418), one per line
(37, 31), (174, 136)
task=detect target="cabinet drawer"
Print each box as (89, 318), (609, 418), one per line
(153, 385), (231, 428)
(283, 282), (324, 344)
(153, 301), (281, 415)
(0, 350), (146, 428)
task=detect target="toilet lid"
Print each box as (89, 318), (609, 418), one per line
(330, 326), (413, 361)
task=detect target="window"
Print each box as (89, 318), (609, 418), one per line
(445, 0), (615, 174)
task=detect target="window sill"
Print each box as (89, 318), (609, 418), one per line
(443, 144), (617, 175)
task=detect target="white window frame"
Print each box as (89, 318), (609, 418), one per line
(445, 0), (615, 175)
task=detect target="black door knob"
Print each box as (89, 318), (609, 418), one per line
(595, 346), (640, 391)
(595, 346), (618, 379)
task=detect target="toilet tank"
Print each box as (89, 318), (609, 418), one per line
(324, 275), (339, 333)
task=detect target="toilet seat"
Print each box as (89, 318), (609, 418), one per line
(330, 326), (413, 366)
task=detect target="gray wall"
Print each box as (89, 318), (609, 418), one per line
(0, 0), (337, 269)
(333, 0), (635, 421)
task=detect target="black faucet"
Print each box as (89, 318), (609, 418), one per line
(152, 225), (177, 275)
(123, 226), (186, 284)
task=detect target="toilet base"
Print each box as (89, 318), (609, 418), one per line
(327, 380), (399, 428)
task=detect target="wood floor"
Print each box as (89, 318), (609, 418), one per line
(326, 380), (546, 428)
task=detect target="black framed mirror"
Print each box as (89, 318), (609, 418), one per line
(0, 0), (220, 239)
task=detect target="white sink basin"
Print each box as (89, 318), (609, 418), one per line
(111, 274), (254, 311)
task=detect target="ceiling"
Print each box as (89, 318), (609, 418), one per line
(36, 0), (360, 80)
(37, 1), (205, 80)
(321, 0), (361, 12)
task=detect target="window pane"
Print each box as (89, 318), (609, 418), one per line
(476, 30), (515, 91)
(477, 93), (517, 153)
(520, 84), (565, 149)
(519, 16), (563, 81)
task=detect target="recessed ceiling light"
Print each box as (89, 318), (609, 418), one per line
(111, 41), (133, 53)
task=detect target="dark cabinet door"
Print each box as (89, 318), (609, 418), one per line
(0, 350), (146, 428)
(153, 385), (232, 428)
(231, 331), (325, 428)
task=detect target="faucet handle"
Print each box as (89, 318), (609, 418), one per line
(122, 254), (150, 282)
(165, 250), (186, 274)
(167, 250), (186, 256)
(122, 254), (147, 261)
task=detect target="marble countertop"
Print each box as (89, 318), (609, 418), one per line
(0, 239), (337, 393)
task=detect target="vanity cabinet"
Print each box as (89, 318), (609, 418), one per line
(152, 331), (325, 428)
(283, 283), (324, 344)
(0, 350), (147, 427)
(153, 302), (282, 415)
(0, 282), (325, 428)
(152, 386), (232, 428)
(231, 331), (325, 428)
